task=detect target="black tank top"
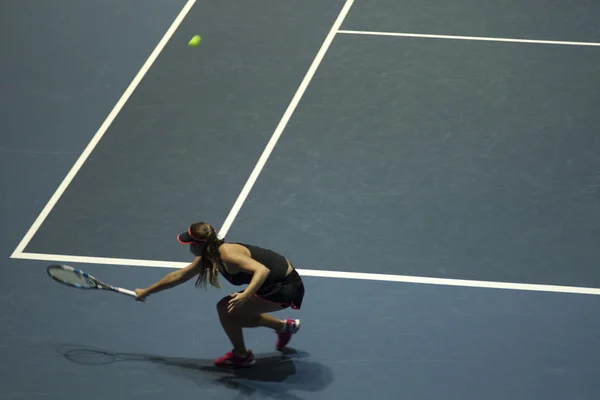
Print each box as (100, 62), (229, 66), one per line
(218, 243), (289, 287)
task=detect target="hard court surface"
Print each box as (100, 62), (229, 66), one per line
(2, 0), (600, 399)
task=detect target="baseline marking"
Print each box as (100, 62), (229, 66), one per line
(14, 252), (600, 296)
(10, 0), (198, 258)
(338, 29), (600, 47)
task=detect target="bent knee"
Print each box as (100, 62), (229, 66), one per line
(216, 295), (246, 319)
(216, 296), (231, 315)
(216, 295), (256, 322)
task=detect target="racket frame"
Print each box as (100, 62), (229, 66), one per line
(47, 264), (136, 298)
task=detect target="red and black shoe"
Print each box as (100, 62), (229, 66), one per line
(276, 318), (301, 350)
(214, 350), (256, 367)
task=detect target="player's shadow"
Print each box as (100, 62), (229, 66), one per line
(56, 344), (333, 399)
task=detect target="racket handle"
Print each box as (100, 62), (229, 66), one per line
(115, 287), (137, 297)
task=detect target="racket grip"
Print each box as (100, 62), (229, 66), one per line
(116, 288), (137, 297)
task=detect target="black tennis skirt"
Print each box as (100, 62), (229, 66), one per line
(253, 268), (304, 310)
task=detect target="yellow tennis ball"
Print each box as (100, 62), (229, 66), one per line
(188, 35), (201, 47)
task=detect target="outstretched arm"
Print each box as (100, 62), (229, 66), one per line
(135, 257), (202, 300)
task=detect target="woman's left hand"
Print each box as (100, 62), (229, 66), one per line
(228, 292), (250, 313)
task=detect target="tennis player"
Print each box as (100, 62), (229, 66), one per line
(134, 222), (305, 367)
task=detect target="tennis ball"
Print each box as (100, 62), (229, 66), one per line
(188, 35), (201, 47)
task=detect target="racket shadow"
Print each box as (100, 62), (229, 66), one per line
(56, 344), (333, 398)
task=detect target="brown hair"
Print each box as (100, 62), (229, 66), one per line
(189, 222), (224, 289)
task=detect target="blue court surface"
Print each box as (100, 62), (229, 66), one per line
(2, 0), (600, 399)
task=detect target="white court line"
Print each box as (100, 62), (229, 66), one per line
(15, 252), (188, 269)
(10, 0), (198, 258)
(218, 0), (356, 238)
(15, 251), (600, 296)
(338, 29), (600, 47)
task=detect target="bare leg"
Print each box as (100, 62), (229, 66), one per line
(216, 295), (287, 356)
(242, 314), (286, 331)
(217, 299), (247, 355)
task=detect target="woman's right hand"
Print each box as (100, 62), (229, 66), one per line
(134, 288), (149, 302)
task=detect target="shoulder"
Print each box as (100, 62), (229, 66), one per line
(218, 242), (251, 260)
(219, 242), (268, 273)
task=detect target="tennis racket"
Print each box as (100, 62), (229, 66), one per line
(47, 264), (137, 299)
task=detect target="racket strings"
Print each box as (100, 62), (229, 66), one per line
(48, 266), (95, 288)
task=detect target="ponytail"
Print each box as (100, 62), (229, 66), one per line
(193, 225), (224, 289)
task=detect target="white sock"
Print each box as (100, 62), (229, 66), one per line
(277, 320), (288, 333)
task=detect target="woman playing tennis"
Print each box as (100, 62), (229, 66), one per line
(134, 222), (305, 367)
